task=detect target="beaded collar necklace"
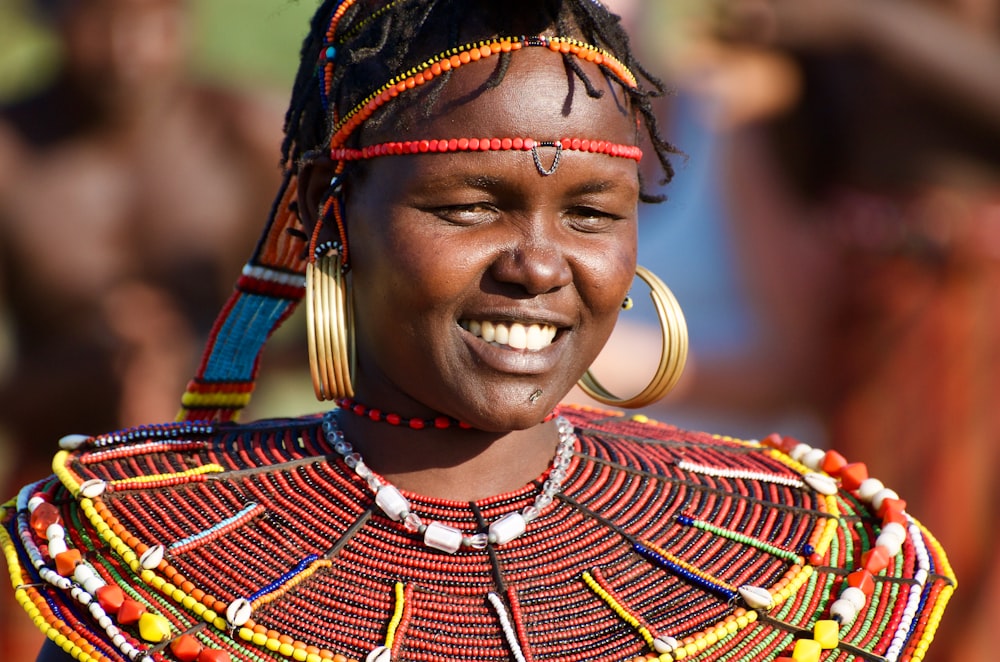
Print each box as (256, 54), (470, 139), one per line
(320, 410), (577, 553)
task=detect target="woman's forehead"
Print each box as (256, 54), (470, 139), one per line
(363, 49), (637, 146)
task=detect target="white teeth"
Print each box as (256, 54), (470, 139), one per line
(461, 320), (558, 351)
(526, 324), (544, 351)
(508, 323), (527, 349)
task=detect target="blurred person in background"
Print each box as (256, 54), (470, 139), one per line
(0, 1), (285, 656)
(0, 0), (285, 477)
(620, 0), (1000, 657)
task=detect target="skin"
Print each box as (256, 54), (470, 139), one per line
(300, 48), (641, 501)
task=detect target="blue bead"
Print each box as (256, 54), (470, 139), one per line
(326, 46), (337, 59)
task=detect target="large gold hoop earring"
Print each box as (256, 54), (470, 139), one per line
(306, 253), (355, 400)
(578, 265), (688, 408)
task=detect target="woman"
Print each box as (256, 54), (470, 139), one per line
(3, 2), (952, 661)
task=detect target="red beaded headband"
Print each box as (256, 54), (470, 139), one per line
(330, 137), (643, 173)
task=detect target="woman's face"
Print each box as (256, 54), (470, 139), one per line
(342, 48), (640, 431)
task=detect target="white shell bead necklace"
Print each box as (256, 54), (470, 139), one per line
(321, 411), (578, 553)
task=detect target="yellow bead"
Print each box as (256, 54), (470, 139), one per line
(203, 608), (216, 622)
(279, 643), (295, 656)
(172, 588), (185, 602)
(685, 643), (699, 656)
(736, 616), (748, 628)
(726, 621), (738, 634)
(252, 632), (268, 646)
(138, 613), (172, 642)
(673, 648), (686, 660)
(792, 638), (822, 662)
(265, 637), (281, 651)
(306, 654), (322, 662)
(633, 415), (649, 423)
(813, 620), (840, 649)
(182, 595), (197, 610)
(659, 654), (673, 662)
(746, 611), (758, 623)
(238, 627), (254, 642)
(293, 648), (309, 662)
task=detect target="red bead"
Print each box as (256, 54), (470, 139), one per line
(863, 546), (892, 574)
(197, 650), (231, 662)
(368, 409), (381, 421)
(821, 450), (848, 475)
(170, 634), (204, 662)
(386, 414), (401, 425)
(761, 433), (784, 450)
(847, 569), (876, 597)
(117, 599), (147, 625)
(809, 552), (825, 566)
(434, 417), (450, 429)
(409, 418), (425, 430)
(883, 506), (908, 527)
(96, 585), (125, 614)
(55, 549), (82, 576)
(469, 138), (480, 150)
(878, 497), (907, 520)
(490, 138), (502, 150)
(839, 462), (869, 491)
(30, 502), (62, 536)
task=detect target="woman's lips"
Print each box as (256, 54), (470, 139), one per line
(458, 320), (558, 351)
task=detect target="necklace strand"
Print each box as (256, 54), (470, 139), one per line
(321, 411), (577, 553)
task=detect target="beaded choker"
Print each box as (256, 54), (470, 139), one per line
(336, 397), (557, 430)
(321, 410), (577, 553)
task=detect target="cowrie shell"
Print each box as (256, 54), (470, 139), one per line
(79, 479), (107, 499)
(139, 545), (164, 570)
(226, 598), (253, 627)
(739, 584), (775, 611)
(804, 472), (838, 495)
(59, 434), (90, 450)
(366, 646), (391, 662)
(653, 636), (680, 653)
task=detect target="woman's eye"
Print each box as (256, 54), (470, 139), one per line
(566, 207), (620, 232)
(432, 203), (499, 225)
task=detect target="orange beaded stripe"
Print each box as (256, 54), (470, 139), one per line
(330, 137), (642, 162)
(326, 35), (639, 150)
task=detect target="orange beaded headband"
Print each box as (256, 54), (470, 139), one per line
(322, 35), (640, 152)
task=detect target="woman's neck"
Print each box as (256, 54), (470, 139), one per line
(335, 412), (562, 502)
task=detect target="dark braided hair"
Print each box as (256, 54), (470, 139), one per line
(280, 0), (677, 205)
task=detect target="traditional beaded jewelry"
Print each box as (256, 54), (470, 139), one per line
(320, 410), (577, 553)
(336, 397), (472, 429)
(336, 397), (557, 430)
(322, 35), (638, 150)
(329, 136), (642, 165)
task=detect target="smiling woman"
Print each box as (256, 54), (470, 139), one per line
(1, 2), (953, 662)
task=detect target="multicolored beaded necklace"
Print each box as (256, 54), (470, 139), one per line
(321, 410), (576, 553)
(2, 406), (955, 662)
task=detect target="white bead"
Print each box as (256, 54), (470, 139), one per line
(47, 537), (68, 558)
(738, 585), (775, 610)
(803, 448), (827, 471)
(790, 443), (812, 462)
(73, 564), (96, 584)
(59, 434), (90, 450)
(366, 646), (391, 662)
(46, 524), (65, 541)
(97, 614), (113, 629)
(857, 478), (885, 502)
(375, 485), (410, 522)
(423, 521), (463, 554)
(28, 496), (45, 513)
(140, 545), (164, 570)
(79, 479), (107, 499)
(881, 522), (906, 543)
(804, 473), (838, 495)
(112, 633), (127, 648)
(876, 536), (903, 557)
(82, 574), (106, 595)
(488, 512), (527, 546)
(226, 598), (253, 627)
(830, 598), (858, 625)
(466, 533), (488, 549)
(841, 586), (867, 610)
(871, 488), (900, 512)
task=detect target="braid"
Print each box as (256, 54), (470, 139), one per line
(281, 0), (679, 194)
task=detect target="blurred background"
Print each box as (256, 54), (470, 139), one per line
(2, 0), (997, 660)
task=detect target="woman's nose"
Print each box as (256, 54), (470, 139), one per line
(488, 232), (573, 296)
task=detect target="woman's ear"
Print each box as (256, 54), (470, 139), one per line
(296, 155), (340, 240)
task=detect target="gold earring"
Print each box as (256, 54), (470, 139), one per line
(577, 265), (688, 408)
(306, 252), (355, 400)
